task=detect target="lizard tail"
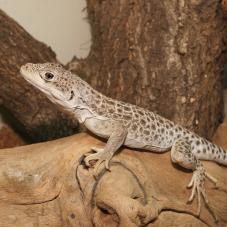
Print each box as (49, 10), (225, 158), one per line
(208, 143), (227, 166)
(192, 137), (227, 166)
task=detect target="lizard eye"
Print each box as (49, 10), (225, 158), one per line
(44, 72), (54, 80)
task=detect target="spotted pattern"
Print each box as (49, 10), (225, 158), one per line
(86, 90), (227, 164)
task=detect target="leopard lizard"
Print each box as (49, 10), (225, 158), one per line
(20, 62), (226, 221)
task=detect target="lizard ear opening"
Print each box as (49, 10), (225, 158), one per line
(68, 90), (74, 100)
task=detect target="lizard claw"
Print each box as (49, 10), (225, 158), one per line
(105, 159), (110, 170)
(84, 147), (113, 172)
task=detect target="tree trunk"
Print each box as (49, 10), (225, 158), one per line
(0, 10), (79, 142)
(69, 0), (227, 139)
(0, 129), (227, 227)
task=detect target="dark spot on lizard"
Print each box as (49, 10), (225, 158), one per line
(196, 141), (200, 146)
(90, 103), (96, 109)
(90, 89), (96, 95)
(98, 110), (104, 115)
(138, 110), (145, 115)
(144, 130), (150, 135)
(140, 119), (146, 125)
(95, 99), (101, 105)
(135, 113), (139, 118)
(109, 108), (115, 114)
(118, 108), (123, 113)
(124, 106), (131, 111)
(178, 127), (183, 131)
(159, 119), (164, 124)
(203, 148), (206, 153)
(169, 122), (174, 127)
(123, 115), (132, 121)
(113, 114), (120, 119)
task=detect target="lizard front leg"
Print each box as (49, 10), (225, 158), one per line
(171, 139), (218, 222)
(84, 122), (128, 171)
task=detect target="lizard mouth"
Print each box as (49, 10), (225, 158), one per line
(20, 68), (53, 97)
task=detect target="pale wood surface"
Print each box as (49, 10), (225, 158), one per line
(0, 125), (227, 226)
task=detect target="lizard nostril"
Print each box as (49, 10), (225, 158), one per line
(25, 63), (33, 69)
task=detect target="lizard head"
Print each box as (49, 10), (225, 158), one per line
(20, 63), (77, 109)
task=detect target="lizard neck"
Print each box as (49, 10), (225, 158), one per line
(71, 76), (110, 123)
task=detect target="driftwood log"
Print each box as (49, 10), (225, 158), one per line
(69, 0), (227, 139)
(0, 124), (227, 227)
(0, 9), (79, 142)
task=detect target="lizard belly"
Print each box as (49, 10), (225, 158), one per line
(124, 137), (147, 149)
(124, 137), (170, 152)
(124, 130), (172, 152)
(84, 117), (113, 139)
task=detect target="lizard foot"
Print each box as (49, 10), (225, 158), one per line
(187, 167), (218, 222)
(84, 147), (113, 172)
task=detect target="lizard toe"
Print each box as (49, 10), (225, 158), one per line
(186, 169), (218, 221)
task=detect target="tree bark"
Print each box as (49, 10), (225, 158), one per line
(69, 0), (227, 139)
(0, 128), (227, 227)
(0, 10), (79, 142)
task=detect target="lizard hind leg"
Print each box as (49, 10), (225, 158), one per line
(170, 139), (218, 222)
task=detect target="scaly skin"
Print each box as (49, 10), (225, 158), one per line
(20, 63), (225, 221)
